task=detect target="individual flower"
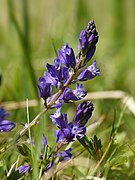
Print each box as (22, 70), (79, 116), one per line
(50, 108), (68, 128)
(78, 20), (98, 66)
(0, 107), (15, 132)
(54, 127), (74, 143)
(74, 101), (94, 127)
(38, 77), (52, 100)
(0, 120), (15, 132)
(78, 60), (100, 81)
(54, 120), (86, 143)
(48, 93), (65, 108)
(48, 84), (87, 108)
(17, 165), (31, 175)
(71, 124), (86, 139)
(45, 59), (69, 88)
(79, 30), (87, 50)
(63, 84), (87, 102)
(57, 43), (76, 69)
(56, 148), (72, 161)
(44, 72), (58, 87)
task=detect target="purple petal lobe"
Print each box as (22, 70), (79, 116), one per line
(0, 107), (15, 132)
(63, 84), (87, 102)
(78, 20), (98, 66)
(56, 148), (72, 161)
(38, 77), (52, 100)
(78, 60), (100, 81)
(17, 165), (30, 174)
(46, 161), (54, 171)
(58, 43), (76, 68)
(50, 108), (68, 128)
(41, 134), (47, 150)
(0, 120), (15, 132)
(74, 101), (94, 127)
(72, 124), (86, 139)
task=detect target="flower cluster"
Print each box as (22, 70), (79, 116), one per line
(18, 20), (100, 177)
(38, 20), (99, 108)
(0, 107), (15, 132)
(50, 101), (94, 143)
(78, 20), (98, 66)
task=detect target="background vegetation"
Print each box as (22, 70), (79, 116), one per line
(0, 0), (135, 179)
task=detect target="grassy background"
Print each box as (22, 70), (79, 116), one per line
(0, 0), (135, 179)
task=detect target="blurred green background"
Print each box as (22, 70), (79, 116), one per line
(0, 0), (135, 179)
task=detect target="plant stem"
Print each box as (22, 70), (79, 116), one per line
(92, 137), (113, 176)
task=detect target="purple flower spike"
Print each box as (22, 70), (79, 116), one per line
(56, 148), (72, 161)
(78, 60), (100, 81)
(78, 20), (98, 66)
(74, 101), (94, 127)
(0, 107), (15, 132)
(38, 77), (52, 100)
(58, 43), (76, 68)
(17, 165), (30, 175)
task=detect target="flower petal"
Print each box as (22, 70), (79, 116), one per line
(0, 120), (15, 132)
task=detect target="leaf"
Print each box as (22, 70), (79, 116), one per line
(17, 143), (31, 158)
(104, 143), (131, 170)
(7, 170), (22, 180)
(73, 166), (84, 177)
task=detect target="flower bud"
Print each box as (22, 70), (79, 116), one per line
(78, 20), (98, 66)
(74, 101), (94, 127)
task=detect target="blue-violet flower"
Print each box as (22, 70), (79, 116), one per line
(78, 20), (98, 66)
(56, 148), (72, 161)
(45, 59), (69, 88)
(58, 43), (76, 69)
(74, 101), (94, 127)
(78, 60), (100, 81)
(63, 84), (87, 102)
(38, 77), (52, 100)
(17, 165), (31, 175)
(0, 107), (15, 132)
